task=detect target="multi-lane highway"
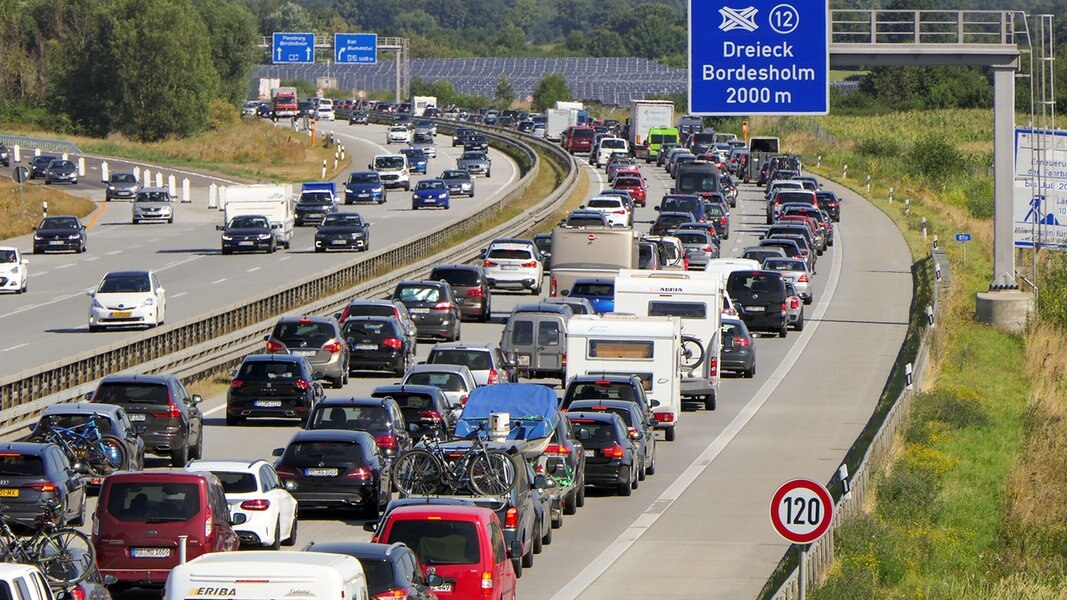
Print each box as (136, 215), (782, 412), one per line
(0, 123), (518, 375)
(104, 144), (907, 598)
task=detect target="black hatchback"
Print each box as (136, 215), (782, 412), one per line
(306, 541), (440, 599)
(0, 442), (88, 527)
(371, 384), (455, 440)
(343, 316), (415, 376)
(726, 270), (789, 337)
(32, 215), (87, 254)
(273, 429), (392, 517)
(565, 412), (639, 497)
(305, 397), (413, 466)
(226, 354), (326, 426)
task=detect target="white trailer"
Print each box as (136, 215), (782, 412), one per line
(164, 552), (368, 600)
(222, 184), (295, 248)
(566, 314), (681, 441)
(412, 95), (437, 116)
(613, 269), (723, 413)
(629, 100), (675, 159)
(549, 226), (638, 297)
(555, 101), (584, 112)
(544, 108), (572, 142)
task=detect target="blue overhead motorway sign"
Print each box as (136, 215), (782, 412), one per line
(272, 32), (315, 64)
(689, 0), (829, 115)
(335, 33), (378, 64)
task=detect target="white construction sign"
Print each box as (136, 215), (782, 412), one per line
(1015, 128), (1067, 249)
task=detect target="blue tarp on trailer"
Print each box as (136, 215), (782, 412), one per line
(455, 383), (559, 442)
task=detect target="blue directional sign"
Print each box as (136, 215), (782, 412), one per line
(272, 32), (315, 65)
(955, 233), (972, 242)
(335, 33), (378, 65)
(689, 0), (829, 115)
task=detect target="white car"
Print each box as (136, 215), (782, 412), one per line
(87, 269), (167, 332)
(583, 195), (631, 228)
(400, 364), (478, 416)
(594, 137), (629, 167)
(0, 247), (28, 294)
(482, 242), (544, 294)
(186, 459), (298, 549)
(387, 126), (412, 144)
(315, 106), (335, 121)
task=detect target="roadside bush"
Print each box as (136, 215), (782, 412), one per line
(856, 137), (904, 158)
(903, 387), (988, 445)
(908, 136), (967, 181)
(834, 513), (908, 586)
(1037, 253), (1067, 328)
(876, 445), (952, 523)
(207, 99), (239, 131)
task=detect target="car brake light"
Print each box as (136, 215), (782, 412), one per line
(266, 340), (286, 353)
(488, 369), (501, 385)
(299, 317), (311, 323)
(790, 297), (800, 310)
(375, 589), (409, 600)
(504, 507), (518, 529)
(781, 303), (788, 314)
(481, 571), (494, 591)
(276, 466), (298, 479)
(229, 379), (244, 388)
(614, 210), (626, 215)
(459, 394), (468, 405)
(720, 216), (728, 225)
(733, 336), (751, 347)
(382, 337), (403, 349)
(601, 443), (625, 459)
(545, 443), (571, 456)
(709, 356), (718, 378)
(68, 588), (86, 600)
(27, 481), (57, 493)
(418, 409), (443, 422)
(205, 508), (213, 537)
(703, 246), (713, 253)
(152, 403), (182, 419)
(550, 276), (557, 297)
(521, 261), (538, 268)
(466, 288), (485, 298)
(346, 467), (372, 480)
(240, 499), (271, 511)
(653, 411), (675, 423)
(322, 341), (343, 353)
(683, 257), (690, 270)
(433, 301), (452, 310)
(295, 379), (311, 390)
(483, 260), (496, 267)
(375, 434), (398, 450)
(798, 273), (809, 283)
(561, 353), (567, 367)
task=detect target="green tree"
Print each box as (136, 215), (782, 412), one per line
(193, 0), (259, 106)
(494, 74), (515, 109)
(531, 72), (571, 112)
(584, 28), (627, 57)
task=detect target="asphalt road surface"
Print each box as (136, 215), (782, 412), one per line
(0, 122), (519, 377)
(75, 150), (911, 599)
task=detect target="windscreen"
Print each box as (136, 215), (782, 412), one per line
(0, 250), (15, 263)
(98, 274), (150, 293)
(136, 191), (170, 202)
(349, 173), (379, 184)
(386, 520), (481, 566)
(309, 405), (388, 430)
(375, 156), (405, 170)
(228, 216), (269, 229)
(299, 192), (333, 205)
(321, 214), (364, 227)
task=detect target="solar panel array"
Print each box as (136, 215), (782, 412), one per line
(256, 57), (686, 105)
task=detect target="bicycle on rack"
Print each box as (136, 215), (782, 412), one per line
(679, 334), (705, 370)
(393, 423), (516, 497)
(0, 502), (94, 586)
(40, 416), (127, 478)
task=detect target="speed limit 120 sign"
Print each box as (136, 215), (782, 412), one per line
(770, 478), (834, 544)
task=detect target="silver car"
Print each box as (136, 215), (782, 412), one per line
(784, 281), (805, 330)
(457, 151), (492, 178)
(411, 132), (437, 158)
(673, 230), (718, 270)
(105, 172), (139, 201)
(131, 188), (174, 224)
(265, 315), (350, 389)
(425, 342), (515, 386)
(762, 257), (813, 304)
(400, 363), (478, 415)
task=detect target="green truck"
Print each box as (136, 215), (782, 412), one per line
(645, 127), (680, 163)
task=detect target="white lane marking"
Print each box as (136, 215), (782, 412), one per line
(279, 256), (290, 261)
(36, 271), (48, 276)
(1, 343), (28, 352)
(0, 287), (95, 321)
(172, 291), (188, 298)
(247, 266), (260, 273)
(203, 403), (226, 417)
(211, 278), (227, 284)
(552, 226), (845, 600)
(84, 256), (99, 262)
(106, 250), (122, 256)
(155, 255), (202, 274)
(54, 264), (74, 270)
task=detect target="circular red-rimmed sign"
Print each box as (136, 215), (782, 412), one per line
(770, 478), (834, 544)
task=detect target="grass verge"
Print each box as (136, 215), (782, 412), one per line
(0, 181), (95, 239)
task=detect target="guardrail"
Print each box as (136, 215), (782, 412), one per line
(830, 9), (1021, 45)
(0, 122), (577, 436)
(0, 134), (81, 156)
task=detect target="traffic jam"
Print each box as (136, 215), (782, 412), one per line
(0, 106), (843, 600)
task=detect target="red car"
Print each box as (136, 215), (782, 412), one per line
(373, 505), (519, 600)
(93, 471), (241, 587)
(612, 175), (647, 207)
(562, 126), (595, 154)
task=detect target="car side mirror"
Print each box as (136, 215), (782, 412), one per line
(84, 392), (94, 401)
(653, 206), (660, 211)
(103, 575), (118, 586)
(216, 225), (225, 231)
(649, 399), (661, 408)
(271, 224), (280, 230)
(363, 521), (378, 533)
(85, 291), (94, 297)
(367, 163), (373, 169)
(272, 448), (284, 457)
(189, 394), (203, 405)
(230, 513), (248, 526)
(648, 418), (659, 427)
(508, 540), (522, 558)
(629, 430), (642, 441)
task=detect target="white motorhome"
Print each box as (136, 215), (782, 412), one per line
(222, 184), (294, 248)
(164, 551), (368, 600)
(549, 226), (638, 297)
(566, 314), (681, 440)
(613, 269), (722, 411)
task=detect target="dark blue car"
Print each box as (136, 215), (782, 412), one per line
(344, 171), (385, 204)
(411, 179), (450, 210)
(400, 148), (428, 174)
(565, 277), (615, 314)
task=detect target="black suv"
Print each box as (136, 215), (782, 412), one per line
(305, 396), (413, 466)
(273, 429), (392, 517)
(560, 375), (656, 424)
(88, 374), (204, 466)
(32, 215), (87, 254)
(428, 265), (491, 322)
(726, 270), (789, 337)
(226, 354), (326, 426)
(343, 316), (416, 376)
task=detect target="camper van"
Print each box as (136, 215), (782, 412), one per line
(566, 314), (681, 440)
(164, 551), (368, 600)
(613, 270), (722, 412)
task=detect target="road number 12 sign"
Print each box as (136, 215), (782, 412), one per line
(770, 478), (834, 544)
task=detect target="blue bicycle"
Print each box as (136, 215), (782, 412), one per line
(41, 416), (127, 477)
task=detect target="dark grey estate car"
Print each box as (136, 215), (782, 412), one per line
(105, 172), (139, 201)
(88, 374), (204, 466)
(390, 280), (462, 341)
(0, 442), (87, 527)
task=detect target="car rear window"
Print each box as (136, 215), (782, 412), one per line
(427, 350), (493, 371)
(286, 441), (364, 461)
(342, 320), (395, 339)
(487, 248), (532, 261)
(728, 272), (784, 298)
(238, 361), (300, 380)
(211, 472), (257, 494)
(0, 453), (44, 476)
(94, 382), (169, 405)
(105, 482), (200, 522)
(510, 320), (533, 345)
(571, 282), (613, 296)
(405, 372), (467, 391)
(380, 393), (433, 410)
(38, 413), (115, 435)
(566, 217), (604, 227)
(386, 519), (481, 565)
(675, 232), (708, 245)
(568, 420), (618, 443)
(661, 198), (699, 212)
(587, 199), (621, 209)
(431, 268), (480, 286)
(568, 382), (639, 403)
(613, 178), (641, 188)
(572, 129), (594, 140)
(395, 286), (441, 304)
(359, 558), (395, 595)
(764, 259), (806, 271)
(777, 191), (815, 204)
(310, 405), (390, 430)
(272, 321), (336, 346)
(346, 304), (396, 319)
(571, 404), (634, 426)
(657, 214), (690, 227)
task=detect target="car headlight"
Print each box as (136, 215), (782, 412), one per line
(438, 193), (447, 199)
(142, 297), (154, 307)
(345, 187), (353, 193)
(258, 234), (271, 240)
(91, 298), (104, 309)
(33, 235), (42, 241)
(67, 234), (81, 240)
(351, 232), (363, 239)
(373, 187), (383, 193)
(221, 234), (233, 241)
(107, 185), (114, 190)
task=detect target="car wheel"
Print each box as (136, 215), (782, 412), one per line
(631, 466), (640, 489)
(170, 443), (189, 467)
(221, 248), (232, 255)
(533, 520), (543, 554)
(479, 303), (491, 322)
(563, 490), (577, 515)
(794, 312), (805, 331)
(331, 374), (344, 389)
(779, 324), (788, 338)
(512, 557), (523, 579)
(88, 325), (102, 333)
(617, 475), (632, 497)
(665, 427), (676, 442)
(576, 481), (585, 507)
(32, 248), (41, 255)
(268, 518), (282, 550)
(411, 204), (418, 211)
(132, 219), (138, 225)
(646, 453), (657, 476)
(315, 247), (325, 253)
(80, 243), (86, 253)
(704, 394), (716, 411)
(743, 364), (756, 378)
(521, 544), (534, 568)
(803, 296), (813, 305)
(638, 456), (647, 481)
(282, 515), (298, 546)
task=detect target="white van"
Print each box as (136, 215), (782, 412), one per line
(613, 269), (722, 411)
(164, 551), (368, 600)
(566, 314), (681, 438)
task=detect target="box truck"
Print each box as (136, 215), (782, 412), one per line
(412, 95), (438, 117)
(222, 184), (295, 248)
(544, 108), (573, 142)
(271, 87), (298, 118)
(629, 100), (675, 160)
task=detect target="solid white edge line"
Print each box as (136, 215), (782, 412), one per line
(551, 222), (845, 600)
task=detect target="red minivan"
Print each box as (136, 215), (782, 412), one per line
(373, 505), (518, 600)
(92, 471), (241, 587)
(562, 126), (595, 155)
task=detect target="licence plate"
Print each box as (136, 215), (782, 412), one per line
(516, 355), (530, 366)
(584, 450), (595, 458)
(0, 489), (18, 497)
(255, 400), (282, 407)
(745, 305), (765, 312)
(49, 241), (64, 245)
(358, 192), (369, 197)
(355, 344), (377, 350)
(131, 548), (171, 558)
(331, 240), (347, 245)
(410, 308), (430, 314)
(305, 468), (338, 477)
(128, 414), (146, 422)
(238, 241), (254, 246)
(292, 350), (316, 357)
(430, 583), (453, 593)
(111, 311), (132, 318)
(501, 265), (518, 270)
